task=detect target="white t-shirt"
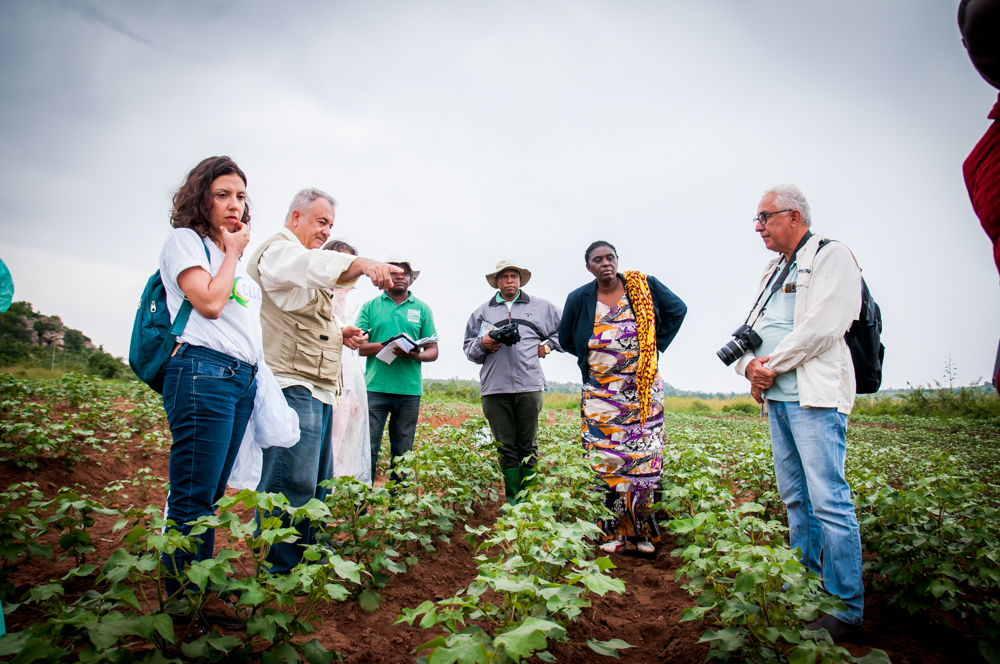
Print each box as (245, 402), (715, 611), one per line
(158, 228), (263, 364)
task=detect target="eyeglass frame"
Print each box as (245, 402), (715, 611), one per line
(753, 208), (793, 226)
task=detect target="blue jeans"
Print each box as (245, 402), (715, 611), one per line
(368, 392), (421, 483)
(767, 400), (864, 624)
(161, 344), (257, 597)
(257, 386), (333, 574)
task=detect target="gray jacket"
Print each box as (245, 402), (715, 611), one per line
(463, 291), (563, 396)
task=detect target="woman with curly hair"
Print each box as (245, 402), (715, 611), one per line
(158, 156), (263, 617)
(559, 241), (686, 554)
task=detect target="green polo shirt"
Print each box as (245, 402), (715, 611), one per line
(356, 291), (437, 396)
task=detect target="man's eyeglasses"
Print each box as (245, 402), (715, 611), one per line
(753, 209), (792, 226)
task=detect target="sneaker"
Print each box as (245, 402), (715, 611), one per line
(599, 540), (626, 554)
(805, 613), (861, 642)
(637, 540), (654, 554)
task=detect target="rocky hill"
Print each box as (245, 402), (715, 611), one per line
(0, 301), (127, 378)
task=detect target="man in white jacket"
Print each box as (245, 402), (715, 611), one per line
(736, 184), (864, 641)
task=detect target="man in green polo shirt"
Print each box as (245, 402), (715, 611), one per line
(356, 253), (438, 483)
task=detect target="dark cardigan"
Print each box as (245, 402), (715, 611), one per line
(558, 274), (687, 382)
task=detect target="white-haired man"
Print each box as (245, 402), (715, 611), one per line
(735, 184), (865, 640)
(247, 188), (400, 574)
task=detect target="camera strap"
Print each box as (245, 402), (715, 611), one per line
(743, 230), (813, 328)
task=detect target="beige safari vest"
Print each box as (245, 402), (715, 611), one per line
(247, 233), (343, 394)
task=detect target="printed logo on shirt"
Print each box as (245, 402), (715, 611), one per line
(407, 309), (421, 323)
(230, 277), (261, 307)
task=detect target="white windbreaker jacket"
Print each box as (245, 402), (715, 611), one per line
(735, 234), (862, 415)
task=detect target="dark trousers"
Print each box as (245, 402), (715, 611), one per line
(481, 391), (543, 470)
(257, 386), (334, 574)
(161, 344), (257, 596)
(368, 391), (422, 482)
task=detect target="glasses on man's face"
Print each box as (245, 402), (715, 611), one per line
(753, 209), (793, 227)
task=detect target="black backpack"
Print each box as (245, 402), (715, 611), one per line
(817, 240), (884, 394)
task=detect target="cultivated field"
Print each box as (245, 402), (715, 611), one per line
(0, 373), (998, 663)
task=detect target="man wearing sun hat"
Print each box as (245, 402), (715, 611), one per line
(463, 259), (563, 505)
(357, 253), (438, 484)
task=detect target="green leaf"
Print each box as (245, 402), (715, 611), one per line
(976, 640), (1000, 664)
(302, 638), (335, 664)
(262, 642), (301, 664)
(141, 648), (184, 664)
(138, 614), (176, 644)
(248, 615), (278, 642)
(181, 636), (210, 661)
(327, 555), (363, 584)
(493, 577), (536, 593)
(594, 556), (616, 571)
(62, 564), (98, 580)
(419, 608), (439, 629)
(414, 636), (448, 652)
(204, 632), (242, 654)
(87, 611), (140, 651)
(0, 634), (69, 662)
(732, 573), (755, 593)
(583, 573), (625, 596)
(359, 589), (381, 613)
(427, 639), (489, 664)
(324, 583), (350, 601)
(856, 649), (893, 664)
(586, 638), (634, 658)
(237, 581), (267, 606)
(493, 618), (565, 660)
(535, 651), (557, 662)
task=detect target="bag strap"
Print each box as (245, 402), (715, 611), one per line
(744, 231), (813, 327)
(169, 240), (213, 337)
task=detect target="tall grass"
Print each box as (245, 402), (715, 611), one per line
(0, 366), (80, 380)
(662, 395), (759, 414)
(854, 383), (1000, 419)
(542, 391), (759, 415)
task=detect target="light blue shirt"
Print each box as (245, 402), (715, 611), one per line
(754, 260), (798, 401)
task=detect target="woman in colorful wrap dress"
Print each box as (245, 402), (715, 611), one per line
(559, 241), (687, 554)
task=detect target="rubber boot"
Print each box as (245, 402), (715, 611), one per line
(519, 465), (536, 495)
(501, 468), (521, 506)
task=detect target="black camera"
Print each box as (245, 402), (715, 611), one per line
(489, 322), (521, 347)
(716, 324), (762, 366)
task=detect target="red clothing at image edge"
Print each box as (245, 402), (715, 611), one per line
(964, 92), (1000, 280)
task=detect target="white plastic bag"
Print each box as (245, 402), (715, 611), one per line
(329, 287), (372, 486)
(228, 429), (263, 490)
(329, 347), (372, 486)
(252, 362), (300, 449)
(227, 361), (300, 490)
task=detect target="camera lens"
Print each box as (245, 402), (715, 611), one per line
(716, 337), (749, 366)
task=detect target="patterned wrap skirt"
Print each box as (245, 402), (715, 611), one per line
(581, 296), (664, 543)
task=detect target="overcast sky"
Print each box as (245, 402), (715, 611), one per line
(1, 1), (997, 392)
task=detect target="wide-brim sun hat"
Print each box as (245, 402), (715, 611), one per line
(385, 252), (420, 281)
(486, 259), (531, 289)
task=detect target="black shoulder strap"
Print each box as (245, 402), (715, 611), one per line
(744, 231), (813, 326)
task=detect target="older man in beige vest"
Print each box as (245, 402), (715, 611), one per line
(247, 187), (399, 574)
